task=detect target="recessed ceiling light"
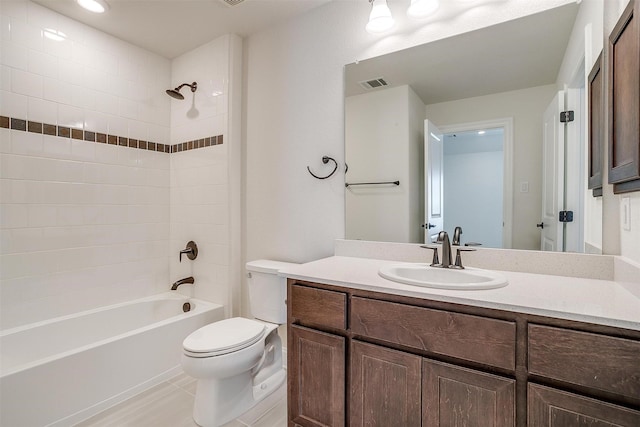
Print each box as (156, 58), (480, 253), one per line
(77, 0), (110, 13)
(478, 130), (486, 135)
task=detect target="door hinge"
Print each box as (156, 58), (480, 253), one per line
(559, 211), (574, 222)
(560, 111), (574, 123)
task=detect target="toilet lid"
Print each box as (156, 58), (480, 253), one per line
(183, 317), (266, 354)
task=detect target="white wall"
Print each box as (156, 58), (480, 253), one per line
(0, 0), (171, 329)
(345, 85), (423, 243)
(243, 0), (574, 286)
(425, 85), (557, 250)
(169, 35), (243, 316)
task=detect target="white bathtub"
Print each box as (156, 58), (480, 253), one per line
(0, 292), (224, 426)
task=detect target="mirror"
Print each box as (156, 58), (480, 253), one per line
(345, 2), (604, 252)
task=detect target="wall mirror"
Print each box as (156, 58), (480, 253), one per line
(344, 2), (604, 253)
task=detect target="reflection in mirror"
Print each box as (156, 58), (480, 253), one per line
(345, 2), (604, 253)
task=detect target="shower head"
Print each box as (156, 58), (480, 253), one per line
(166, 82), (197, 100)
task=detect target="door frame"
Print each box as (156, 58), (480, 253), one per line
(438, 118), (514, 249)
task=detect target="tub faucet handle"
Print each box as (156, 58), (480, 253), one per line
(180, 241), (198, 262)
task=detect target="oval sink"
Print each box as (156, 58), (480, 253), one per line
(378, 264), (508, 290)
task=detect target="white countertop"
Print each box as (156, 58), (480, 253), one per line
(279, 256), (640, 331)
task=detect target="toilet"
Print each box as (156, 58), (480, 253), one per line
(181, 260), (296, 427)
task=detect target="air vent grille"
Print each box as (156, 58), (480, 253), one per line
(359, 78), (389, 90)
(219, 0), (245, 6)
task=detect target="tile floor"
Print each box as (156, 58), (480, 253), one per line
(76, 372), (287, 427)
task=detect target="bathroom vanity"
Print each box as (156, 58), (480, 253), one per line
(282, 253), (640, 427)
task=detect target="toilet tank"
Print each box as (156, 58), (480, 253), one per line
(246, 260), (298, 324)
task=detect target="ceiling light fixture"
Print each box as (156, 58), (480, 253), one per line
(366, 0), (395, 34)
(407, 0), (440, 19)
(77, 0), (110, 13)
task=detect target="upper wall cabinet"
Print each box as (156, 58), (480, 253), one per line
(589, 51), (604, 197)
(608, 0), (640, 194)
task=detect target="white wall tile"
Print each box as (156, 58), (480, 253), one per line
(57, 103), (84, 128)
(1, 40), (28, 70)
(0, 129), (11, 153)
(9, 18), (42, 51)
(0, 90), (27, 117)
(27, 204), (57, 227)
(28, 97), (58, 124)
(1, 65), (12, 92)
(11, 129), (43, 155)
(27, 49), (58, 78)
(58, 60), (83, 85)
(84, 110), (109, 134)
(26, 0), (57, 30)
(0, 1), (28, 20)
(11, 68), (43, 97)
(0, 203), (28, 229)
(43, 77), (73, 105)
(42, 134), (71, 159)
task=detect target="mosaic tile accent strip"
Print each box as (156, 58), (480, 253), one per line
(0, 115), (223, 154)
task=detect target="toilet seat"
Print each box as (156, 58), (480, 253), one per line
(183, 317), (266, 358)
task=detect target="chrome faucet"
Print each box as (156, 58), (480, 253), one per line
(171, 276), (194, 290)
(452, 226), (462, 246)
(437, 231), (453, 268)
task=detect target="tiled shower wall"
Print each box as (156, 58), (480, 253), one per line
(169, 35), (239, 314)
(0, 0), (172, 329)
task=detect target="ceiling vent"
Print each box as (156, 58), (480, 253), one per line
(219, 0), (245, 6)
(359, 77), (389, 90)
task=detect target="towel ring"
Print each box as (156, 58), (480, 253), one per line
(307, 156), (338, 180)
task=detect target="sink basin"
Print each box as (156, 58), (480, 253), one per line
(378, 263), (508, 290)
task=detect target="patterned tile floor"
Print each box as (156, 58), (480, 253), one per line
(76, 372), (287, 427)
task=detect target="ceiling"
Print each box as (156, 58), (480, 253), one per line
(345, 3), (579, 105)
(32, 0), (330, 59)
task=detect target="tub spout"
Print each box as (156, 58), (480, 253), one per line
(171, 276), (194, 290)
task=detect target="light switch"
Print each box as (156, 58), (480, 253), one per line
(520, 182), (529, 193)
(621, 197), (631, 231)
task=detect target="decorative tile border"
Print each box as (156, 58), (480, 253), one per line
(0, 115), (223, 154)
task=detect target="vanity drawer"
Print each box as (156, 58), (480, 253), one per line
(289, 284), (347, 330)
(351, 297), (516, 371)
(528, 324), (640, 402)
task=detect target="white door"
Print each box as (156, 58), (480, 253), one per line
(540, 91), (565, 251)
(424, 120), (444, 243)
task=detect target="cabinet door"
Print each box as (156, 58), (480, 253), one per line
(288, 325), (345, 427)
(608, 0), (640, 193)
(588, 51), (604, 196)
(422, 359), (515, 427)
(528, 383), (640, 426)
(350, 341), (421, 427)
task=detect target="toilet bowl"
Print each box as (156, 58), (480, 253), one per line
(181, 260), (296, 427)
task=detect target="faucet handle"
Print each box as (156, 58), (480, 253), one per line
(453, 247), (476, 269)
(179, 241), (198, 262)
(420, 244), (440, 266)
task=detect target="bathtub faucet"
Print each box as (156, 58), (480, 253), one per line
(171, 276), (195, 290)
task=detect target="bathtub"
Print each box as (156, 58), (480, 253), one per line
(0, 292), (224, 426)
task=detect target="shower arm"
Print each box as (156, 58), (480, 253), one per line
(174, 82), (197, 92)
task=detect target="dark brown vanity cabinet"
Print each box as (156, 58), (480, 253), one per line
(608, 0), (640, 193)
(287, 280), (640, 427)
